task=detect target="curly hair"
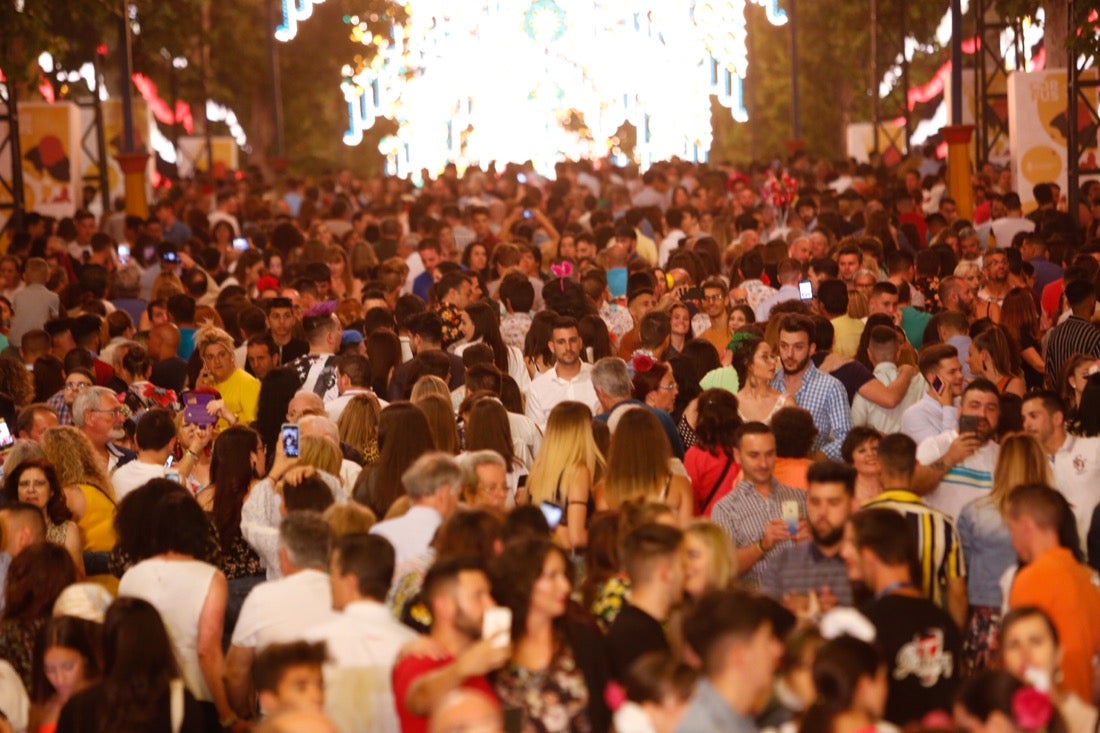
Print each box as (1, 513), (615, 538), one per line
(41, 425), (113, 501)
(3, 458), (72, 525)
(693, 389), (742, 457)
(0, 355), (33, 408)
(631, 358), (670, 404)
(193, 324), (236, 358)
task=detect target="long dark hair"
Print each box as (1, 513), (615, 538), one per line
(957, 670), (1068, 733)
(466, 301), (508, 372)
(2, 542), (76, 622)
(492, 536), (571, 641)
(3, 457), (72, 525)
(31, 615), (102, 703)
(353, 402), (434, 518)
(252, 367), (300, 454)
(800, 635), (882, 733)
(366, 328), (401, 396)
(210, 426), (260, 544)
(465, 398), (515, 468)
(98, 597), (183, 733)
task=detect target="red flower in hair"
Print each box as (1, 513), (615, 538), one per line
(632, 354), (655, 373)
(1012, 688), (1053, 732)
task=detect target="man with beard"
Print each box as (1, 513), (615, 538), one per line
(769, 314), (851, 460)
(393, 556), (510, 733)
(525, 316), (600, 429)
(977, 249), (1009, 307)
(759, 460), (855, 610)
(938, 276), (976, 321)
(913, 378), (1000, 521)
(73, 385), (135, 474)
(865, 434), (968, 630)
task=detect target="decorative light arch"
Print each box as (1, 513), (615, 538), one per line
(280, 0), (786, 176)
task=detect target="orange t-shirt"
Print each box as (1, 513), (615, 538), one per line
(1009, 547), (1100, 701)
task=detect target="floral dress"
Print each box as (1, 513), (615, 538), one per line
(590, 574), (631, 633)
(0, 618), (45, 690)
(495, 643), (591, 733)
(123, 381), (181, 419)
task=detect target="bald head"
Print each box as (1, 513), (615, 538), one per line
(148, 322), (181, 360)
(288, 391), (326, 422)
(429, 690), (503, 733)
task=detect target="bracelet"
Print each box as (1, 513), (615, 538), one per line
(220, 713), (238, 729)
(757, 538), (767, 553)
(186, 449), (200, 459)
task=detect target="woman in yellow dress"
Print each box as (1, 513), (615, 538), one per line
(41, 426), (118, 594)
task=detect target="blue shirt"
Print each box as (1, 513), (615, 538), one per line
(676, 678), (757, 733)
(957, 496), (1014, 607)
(712, 477), (807, 587)
(770, 361), (851, 460)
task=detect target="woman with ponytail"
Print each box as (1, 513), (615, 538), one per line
(800, 635), (890, 733)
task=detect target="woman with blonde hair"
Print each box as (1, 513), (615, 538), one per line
(337, 393), (381, 464)
(525, 401), (605, 550)
(194, 325), (260, 428)
(957, 432), (1052, 671)
(298, 435), (344, 480)
(41, 426), (117, 592)
(409, 375), (452, 403)
(595, 408), (692, 526)
(682, 520), (737, 600)
(413, 393), (459, 455)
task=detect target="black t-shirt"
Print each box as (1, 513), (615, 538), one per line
(865, 593), (962, 726)
(150, 356), (189, 393)
(605, 603), (669, 681)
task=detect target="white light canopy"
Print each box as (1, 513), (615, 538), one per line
(281, 0), (786, 177)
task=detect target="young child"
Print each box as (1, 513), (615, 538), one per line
(252, 641), (328, 718)
(11, 258), (59, 347)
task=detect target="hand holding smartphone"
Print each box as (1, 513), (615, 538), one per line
(280, 423), (300, 458)
(781, 500), (800, 536)
(482, 607), (512, 648)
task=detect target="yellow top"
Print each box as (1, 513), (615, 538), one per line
(77, 483), (119, 595)
(830, 314), (865, 358)
(216, 368), (261, 428)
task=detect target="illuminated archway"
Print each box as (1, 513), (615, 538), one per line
(279, 0), (787, 176)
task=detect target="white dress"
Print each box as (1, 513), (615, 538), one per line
(118, 557), (219, 702)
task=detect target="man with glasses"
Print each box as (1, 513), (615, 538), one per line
(697, 277), (734, 356)
(46, 367), (94, 426)
(73, 385), (135, 473)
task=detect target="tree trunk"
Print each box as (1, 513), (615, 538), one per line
(247, 83), (274, 182)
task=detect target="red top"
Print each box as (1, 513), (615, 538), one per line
(392, 654), (497, 733)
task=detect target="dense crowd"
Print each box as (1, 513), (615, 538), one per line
(0, 154), (1098, 733)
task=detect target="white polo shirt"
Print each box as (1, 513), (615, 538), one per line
(917, 430), (999, 520)
(231, 569), (336, 650)
(1050, 435), (1100, 557)
(524, 361), (600, 430)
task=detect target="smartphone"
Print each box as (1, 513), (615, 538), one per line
(959, 415), (979, 435)
(117, 243), (130, 265)
(931, 376), (944, 393)
(522, 209), (534, 219)
(232, 237), (249, 251)
(516, 173), (528, 184)
(682, 286), (705, 300)
(0, 418), (14, 452)
(539, 501), (563, 530)
(482, 606), (512, 648)
(164, 454), (174, 470)
(162, 251), (181, 264)
(798, 280), (813, 301)
(781, 500), (800, 536)
(281, 423), (300, 457)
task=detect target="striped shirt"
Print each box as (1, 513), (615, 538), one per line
(712, 477), (807, 587)
(1045, 315), (1100, 388)
(916, 430), (999, 520)
(864, 489), (966, 609)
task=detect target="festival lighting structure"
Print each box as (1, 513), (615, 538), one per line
(279, 0), (786, 177)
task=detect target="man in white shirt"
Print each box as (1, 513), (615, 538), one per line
(524, 317), (600, 430)
(286, 310), (342, 403)
(325, 354), (385, 422)
(913, 379), (1001, 519)
(986, 192), (1034, 249)
(306, 533), (416, 733)
(900, 343), (965, 446)
(226, 512), (336, 718)
(851, 326), (926, 434)
(1022, 391), (1100, 555)
(111, 408), (199, 501)
(370, 452), (462, 568)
